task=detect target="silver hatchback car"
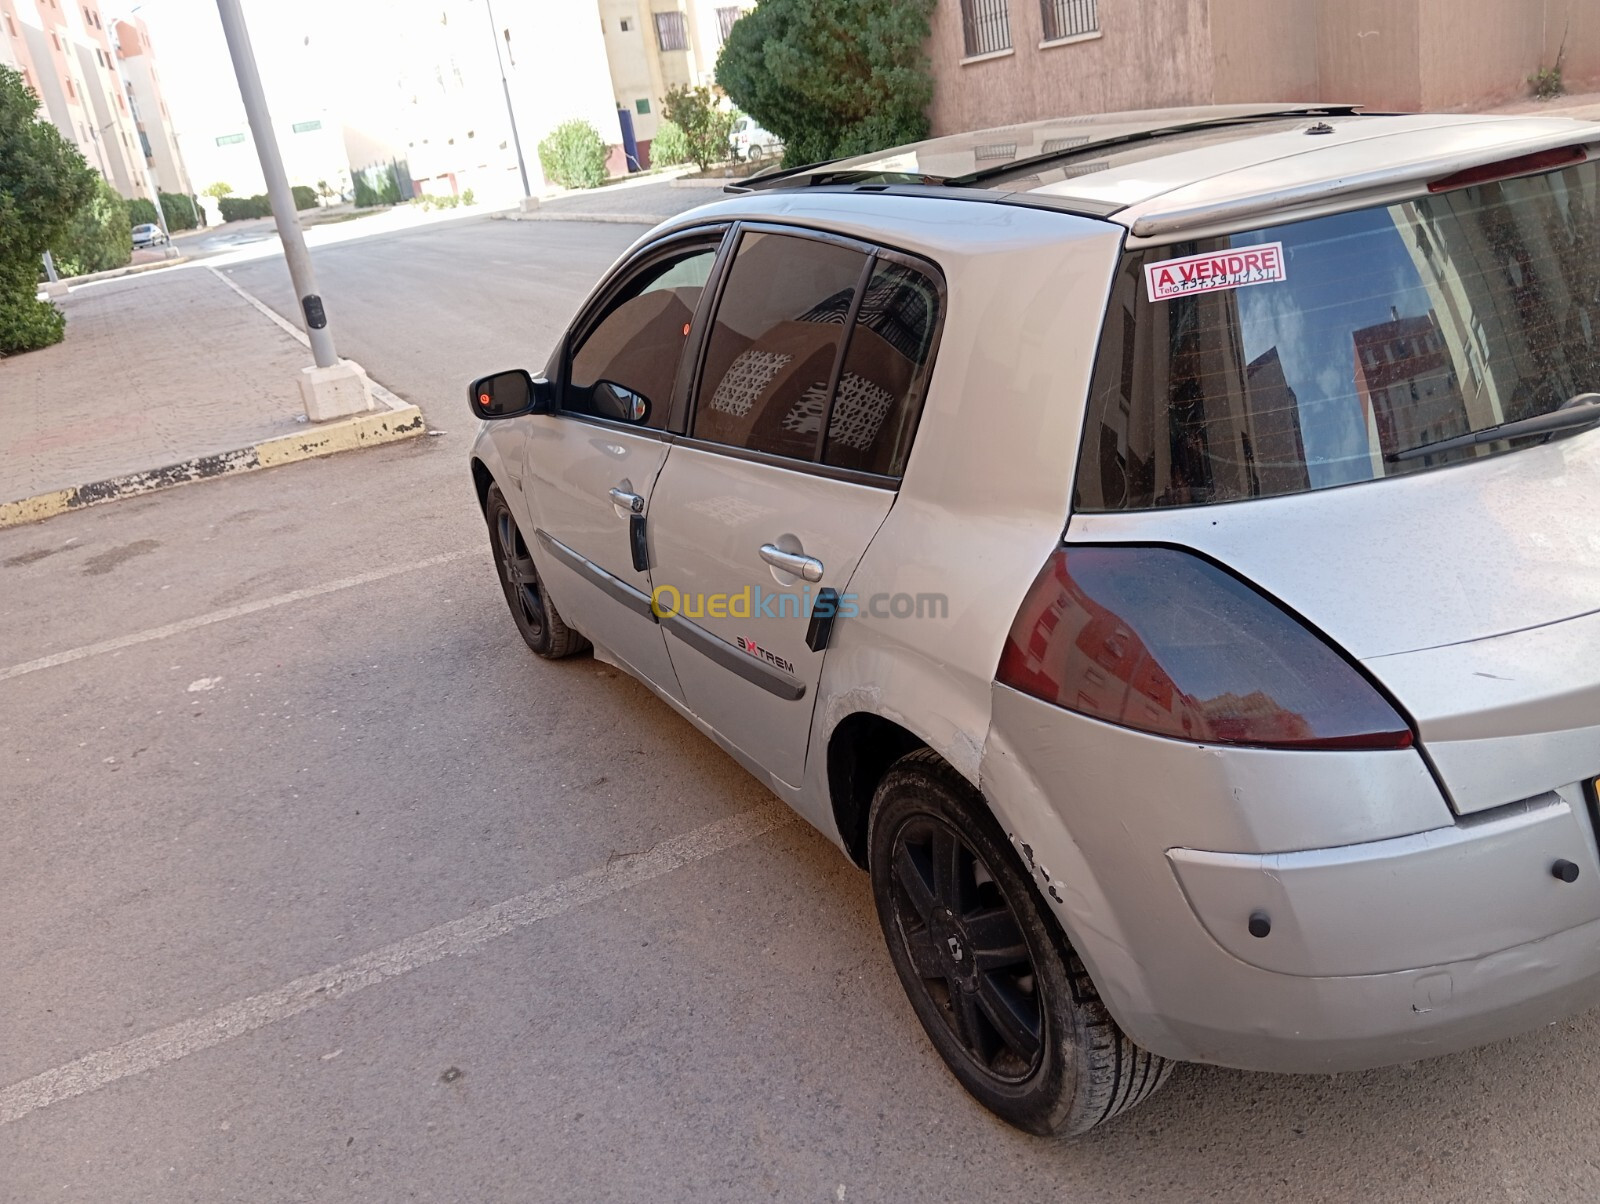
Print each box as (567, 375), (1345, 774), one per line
(468, 104), (1600, 1135)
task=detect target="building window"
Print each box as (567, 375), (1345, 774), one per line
(619, 17), (630, 32)
(51, 31), (61, 49)
(635, 97), (650, 115)
(960, 0), (1011, 57)
(5, 13), (16, 34)
(653, 10), (688, 51)
(1040, 0), (1098, 42)
(716, 6), (741, 43)
(65, 77), (75, 99)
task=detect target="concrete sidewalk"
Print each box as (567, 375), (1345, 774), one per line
(0, 267), (423, 527)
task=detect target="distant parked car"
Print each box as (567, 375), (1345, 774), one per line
(729, 115), (782, 164)
(131, 223), (168, 248)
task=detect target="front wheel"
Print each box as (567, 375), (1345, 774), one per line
(868, 749), (1172, 1136)
(484, 483), (587, 659)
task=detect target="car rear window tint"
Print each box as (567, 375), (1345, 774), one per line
(692, 231), (868, 461)
(1076, 156), (1600, 510)
(820, 259), (940, 477)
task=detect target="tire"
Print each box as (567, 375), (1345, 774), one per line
(484, 484), (588, 659)
(868, 749), (1172, 1136)
(747, 144), (765, 163)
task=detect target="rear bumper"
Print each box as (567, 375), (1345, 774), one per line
(982, 685), (1600, 1072)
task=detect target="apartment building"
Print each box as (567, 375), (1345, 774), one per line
(931, 0), (1598, 135)
(0, 0), (183, 203)
(597, 0), (753, 165)
(112, 15), (192, 199)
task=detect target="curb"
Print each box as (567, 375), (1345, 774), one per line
(1, 270), (428, 530)
(0, 402), (425, 531)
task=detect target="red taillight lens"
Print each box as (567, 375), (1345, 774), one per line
(996, 546), (1414, 751)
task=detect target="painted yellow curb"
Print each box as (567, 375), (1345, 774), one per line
(0, 403), (425, 531)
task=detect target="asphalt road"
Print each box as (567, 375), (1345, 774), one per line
(6, 207), (1600, 1203)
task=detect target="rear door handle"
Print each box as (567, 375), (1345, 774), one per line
(608, 486), (644, 513)
(759, 543), (824, 583)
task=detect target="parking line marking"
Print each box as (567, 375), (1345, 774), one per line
(0, 803), (798, 1126)
(0, 550), (475, 683)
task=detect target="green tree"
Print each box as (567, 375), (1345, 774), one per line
(661, 85), (734, 171)
(202, 181), (233, 200)
(716, 0), (936, 166)
(537, 119), (608, 190)
(0, 63), (96, 355)
(51, 172), (131, 277)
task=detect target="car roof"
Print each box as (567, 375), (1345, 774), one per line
(732, 105), (1599, 241)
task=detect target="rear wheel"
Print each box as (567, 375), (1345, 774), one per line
(868, 749), (1171, 1136)
(484, 484), (587, 659)
(747, 144), (765, 163)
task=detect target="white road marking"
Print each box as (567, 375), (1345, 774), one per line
(0, 804), (797, 1126)
(0, 550), (475, 682)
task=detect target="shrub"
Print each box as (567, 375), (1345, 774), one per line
(649, 119), (691, 168)
(537, 119), (607, 189)
(202, 181), (233, 200)
(461, 187), (475, 206)
(217, 193), (272, 222)
(0, 63), (95, 355)
(717, 0), (936, 165)
(52, 172), (132, 276)
(662, 86), (734, 171)
(416, 193), (461, 211)
(126, 196), (159, 226)
(291, 184), (317, 210)
(159, 190), (198, 231)
(353, 164), (400, 207)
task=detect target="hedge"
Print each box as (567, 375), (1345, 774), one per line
(537, 119), (607, 190)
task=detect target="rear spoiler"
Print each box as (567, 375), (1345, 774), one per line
(1129, 128), (1595, 239)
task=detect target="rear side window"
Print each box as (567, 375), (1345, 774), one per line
(1076, 155), (1600, 510)
(693, 230), (942, 477)
(822, 259), (940, 476)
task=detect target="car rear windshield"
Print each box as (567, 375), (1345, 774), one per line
(1075, 154), (1600, 510)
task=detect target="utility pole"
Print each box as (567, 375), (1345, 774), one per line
(213, 0), (372, 421)
(214, 0), (335, 368)
(483, 0), (531, 198)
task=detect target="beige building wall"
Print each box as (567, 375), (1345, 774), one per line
(1209, 0), (1318, 104)
(114, 16), (193, 199)
(927, 0), (1214, 135)
(596, 0), (752, 163)
(928, 0), (1597, 136)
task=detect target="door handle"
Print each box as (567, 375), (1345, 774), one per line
(608, 485), (644, 513)
(760, 543), (824, 583)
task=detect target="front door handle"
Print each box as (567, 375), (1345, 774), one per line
(608, 485), (644, 513)
(759, 543), (824, 583)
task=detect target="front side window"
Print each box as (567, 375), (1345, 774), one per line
(568, 243), (718, 430)
(692, 231), (868, 460)
(1076, 155), (1600, 511)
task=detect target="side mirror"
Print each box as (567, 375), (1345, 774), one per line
(592, 380), (651, 424)
(468, 369), (553, 420)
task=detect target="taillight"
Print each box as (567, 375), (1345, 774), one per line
(995, 545), (1414, 751)
(1428, 145), (1586, 193)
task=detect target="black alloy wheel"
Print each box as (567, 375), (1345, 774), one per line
(484, 484), (586, 659)
(869, 749), (1172, 1136)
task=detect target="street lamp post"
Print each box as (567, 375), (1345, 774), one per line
(483, 0), (531, 199)
(213, 0), (336, 369)
(213, 0), (372, 421)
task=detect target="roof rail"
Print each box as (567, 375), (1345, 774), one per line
(943, 106), (1366, 188)
(725, 106), (1367, 196)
